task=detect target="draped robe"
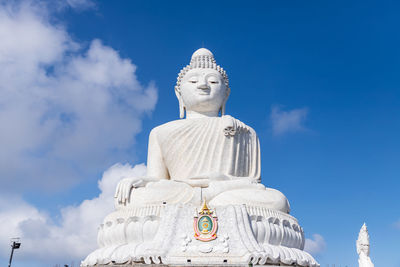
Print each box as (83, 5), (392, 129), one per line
(155, 116), (260, 182)
(126, 116), (290, 213)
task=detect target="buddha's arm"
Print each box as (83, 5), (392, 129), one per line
(209, 127), (261, 183)
(114, 128), (168, 205)
(147, 128), (169, 179)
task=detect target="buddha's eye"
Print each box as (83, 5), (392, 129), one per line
(189, 77), (198, 83)
(208, 77), (219, 84)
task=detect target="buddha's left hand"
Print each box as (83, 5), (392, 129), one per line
(114, 177), (146, 205)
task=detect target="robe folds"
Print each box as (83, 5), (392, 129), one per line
(358, 254), (374, 267)
(125, 116), (290, 213)
(155, 115), (260, 182)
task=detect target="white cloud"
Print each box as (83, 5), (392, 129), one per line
(0, 163), (146, 263)
(0, 1), (155, 265)
(304, 233), (326, 256)
(0, 1), (157, 193)
(65, 0), (95, 10)
(270, 106), (309, 136)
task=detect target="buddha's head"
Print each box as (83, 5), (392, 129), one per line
(175, 48), (230, 118)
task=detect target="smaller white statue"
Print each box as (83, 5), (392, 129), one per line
(356, 223), (374, 267)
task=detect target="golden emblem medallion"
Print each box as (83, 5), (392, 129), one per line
(194, 200), (218, 241)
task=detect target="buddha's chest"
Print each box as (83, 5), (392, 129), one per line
(158, 118), (254, 178)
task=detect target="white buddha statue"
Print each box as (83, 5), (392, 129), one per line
(114, 48), (290, 213)
(357, 223), (374, 267)
(81, 48), (319, 267)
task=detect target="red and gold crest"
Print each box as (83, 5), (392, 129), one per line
(194, 200), (218, 242)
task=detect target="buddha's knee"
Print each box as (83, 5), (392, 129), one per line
(239, 187), (290, 213)
(209, 187), (290, 214)
(264, 188), (291, 214)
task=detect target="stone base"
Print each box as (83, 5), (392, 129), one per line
(82, 204), (318, 267)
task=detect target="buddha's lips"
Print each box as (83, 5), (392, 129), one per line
(197, 89), (211, 95)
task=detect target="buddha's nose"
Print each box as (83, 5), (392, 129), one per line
(197, 83), (210, 90)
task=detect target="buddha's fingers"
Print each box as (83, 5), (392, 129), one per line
(114, 185), (119, 198)
(125, 182), (131, 203)
(115, 184), (122, 202)
(120, 182), (126, 204)
(118, 187), (123, 204)
(122, 182), (128, 203)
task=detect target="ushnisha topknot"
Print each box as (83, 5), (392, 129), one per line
(175, 48), (230, 93)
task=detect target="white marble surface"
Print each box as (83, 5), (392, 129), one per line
(357, 223), (374, 267)
(82, 48), (318, 267)
(81, 204), (318, 267)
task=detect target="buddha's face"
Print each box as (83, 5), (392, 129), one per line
(360, 244), (369, 255)
(179, 68), (228, 114)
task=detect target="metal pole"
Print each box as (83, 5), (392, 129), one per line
(8, 242), (15, 267)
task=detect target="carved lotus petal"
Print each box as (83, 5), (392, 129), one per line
(198, 244), (213, 253)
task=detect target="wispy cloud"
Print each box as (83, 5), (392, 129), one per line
(65, 0), (95, 10)
(304, 234), (326, 256)
(0, 1), (157, 193)
(393, 219), (400, 230)
(0, 163), (146, 263)
(51, 0), (96, 11)
(270, 105), (309, 136)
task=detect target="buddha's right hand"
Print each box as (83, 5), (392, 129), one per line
(183, 173), (230, 188)
(114, 177), (145, 205)
(184, 177), (210, 188)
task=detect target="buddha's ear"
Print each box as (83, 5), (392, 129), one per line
(179, 98), (185, 119)
(220, 86), (230, 116)
(220, 101), (226, 116)
(175, 88), (185, 119)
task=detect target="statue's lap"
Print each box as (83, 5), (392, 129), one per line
(122, 179), (290, 213)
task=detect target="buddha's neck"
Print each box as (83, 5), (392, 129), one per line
(186, 110), (219, 119)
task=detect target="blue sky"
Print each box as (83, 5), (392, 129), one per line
(0, 0), (399, 266)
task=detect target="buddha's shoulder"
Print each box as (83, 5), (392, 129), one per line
(149, 119), (188, 137)
(149, 116), (257, 137)
(222, 115), (257, 136)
